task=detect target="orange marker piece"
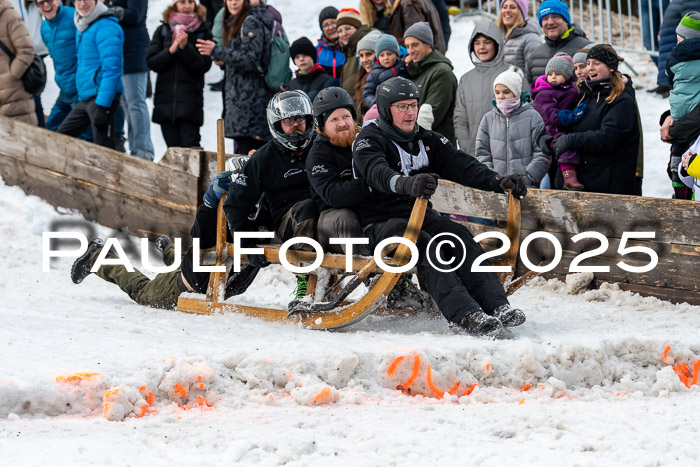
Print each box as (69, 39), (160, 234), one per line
(521, 383), (531, 392)
(401, 354), (421, 389)
(461, 383), (478, 397)
(197, 376), (202, 383)
(690, 360), (700, 386)
(310, 386), (334, 405)
(518, 398), (525, 405)
(662, 345), (672, 364)
(199, 383), (205, 390)
(446, 382), (460, 396)
(174, 383), (188, 397)
(485, 363), (491, 373)
(387, 355), (406, 377)
(425, 365), (444, 398)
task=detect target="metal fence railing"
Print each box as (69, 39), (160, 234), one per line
(459, 0), (662, 57)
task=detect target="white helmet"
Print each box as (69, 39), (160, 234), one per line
(266, 91), (315, 152)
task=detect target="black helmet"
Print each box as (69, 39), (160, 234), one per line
(312, 87), (356, 130)
(376, 77), (420, 123)
(266, 91), (315, 152)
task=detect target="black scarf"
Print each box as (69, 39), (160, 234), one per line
(376, 116), (418, 144)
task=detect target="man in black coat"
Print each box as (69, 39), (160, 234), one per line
(224, 90), (318, 308)
(352, 77), (528, 336)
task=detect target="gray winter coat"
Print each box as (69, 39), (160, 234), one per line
(212, 6), (272, 140)
(453, 22), (527, 155)
(475, 102), (549, 187)
(524, 24), (591, 83)
(502, 18), (542, 72)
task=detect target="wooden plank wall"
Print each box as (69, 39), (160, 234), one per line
(431, 182), (700, 305)
(0, 116), (202, 242)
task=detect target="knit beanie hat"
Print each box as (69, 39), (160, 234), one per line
(538, 0), (571, 26)
(357, 30), (382, 52)
(335, 8), (362, 30)
(587, 44), (623, 71)
(545, 52), (574, 79)
(319, 6), (338, 30)
(500, 0), (528, 17)
(572, 46), (594, 64)
(290, 37), (317, 63)
(403, 21), (434, 47)
(493, 66), (524, 96)
(374, 34), (400, 56)
(676, 12), (700, 40)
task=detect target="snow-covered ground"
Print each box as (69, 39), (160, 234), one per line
(3, 1), (698, 465)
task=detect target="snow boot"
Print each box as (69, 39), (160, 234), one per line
(492, 304), (526, 327)
(562, 169), (584, 191)
(71, 238), (105, 284)
(386, 274), (425, 310)
(458, 309), (503, 336)
(155, 235), (173, 256)
(287, 274), (309, 311)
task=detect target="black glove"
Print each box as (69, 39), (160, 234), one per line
(248, 253), (270, 268)
(495, 174), (528, 199)
(394, 173), (439, 198)
(553, 136), (570, 157)
(538, 134), (554, 157)
(93, 105), (110, 127)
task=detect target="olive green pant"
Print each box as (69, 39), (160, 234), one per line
(93, 244), (182, 310)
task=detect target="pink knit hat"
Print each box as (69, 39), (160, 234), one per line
(500, 0), (528, 17)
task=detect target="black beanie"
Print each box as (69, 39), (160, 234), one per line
(290, 37), (318, 64)
(319, 6), (338, 30)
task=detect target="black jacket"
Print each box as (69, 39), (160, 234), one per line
(561, 77), (640, 195)
(660, 102), (700, 158)
(525, 25), (591, 82)
(147, 22), (213, 126)
(104, 0), (150, 74)
(287, 64), (338, 103)
(224, 140), (313, 238)
(352, 123), (500, 225)
(306, 134), (370, 211)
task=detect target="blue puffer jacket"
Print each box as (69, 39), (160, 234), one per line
(316, 37), (345, 79)
(104, 0), (149, 74)
(76, 15), (124, 107)
(40, 5), (78, 97)
(656, 0), (700, 87)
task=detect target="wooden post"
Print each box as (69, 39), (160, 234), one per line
(206, 120), (228, 303)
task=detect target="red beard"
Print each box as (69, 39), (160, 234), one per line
(326, 124), (359, 147)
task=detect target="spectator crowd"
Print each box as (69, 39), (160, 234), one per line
(0, 0), (699, 199)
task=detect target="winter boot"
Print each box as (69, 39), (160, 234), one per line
(287, 274), (309, 311)
(71, 238), (105, 284)
(386, 274), (425, 310)
(562, 169), (584, 191)
(458, 309), (503, 336)
(492, 304), (526, 327)
(155, 235), (173, 256)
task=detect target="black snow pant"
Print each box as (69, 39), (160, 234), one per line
(365, 211), (508, 325)
(160, 119), (202, 148)
(317, 208), (372, 256)
(276, 199), (318, 252)
(57, 94), (121, 149)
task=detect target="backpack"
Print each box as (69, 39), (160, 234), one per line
(263, 21), (291, 92)
(0, 39), (46, 95)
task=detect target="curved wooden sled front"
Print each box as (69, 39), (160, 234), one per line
(175, 197), (427, 330)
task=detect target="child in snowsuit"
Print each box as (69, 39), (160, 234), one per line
(678, 135), (700, 200)
(475, 66), (549, 187)
(531, 52), (587, 190)
(666, 12), (700, 199)
(363, 34), (407, 108)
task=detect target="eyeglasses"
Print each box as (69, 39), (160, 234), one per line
(390, 103), (419, 113)
(281, 116), (306, 126)
(36, 0), (52, 6)
(322, 21), (337, 29)
(74, 0), (93, 4)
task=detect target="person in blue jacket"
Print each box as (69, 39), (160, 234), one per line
(103, 0), (154, 160)
(57, 0), (123, 149)
(316, 6), (345, 79)
(38, 0), (79, 131)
